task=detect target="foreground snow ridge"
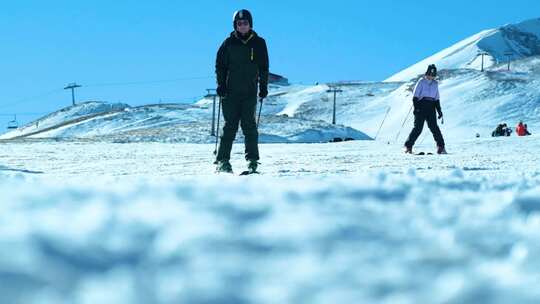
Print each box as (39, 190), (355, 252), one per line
(1, 171), (540, 304)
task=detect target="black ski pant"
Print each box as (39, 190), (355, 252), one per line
(216, 93), (259, 162)
(404, 103), (445, 148)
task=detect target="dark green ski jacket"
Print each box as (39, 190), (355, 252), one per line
(216, 31), (269, 96)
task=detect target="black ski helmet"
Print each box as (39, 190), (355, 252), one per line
(233, 9), (253, 29)
(426, 64), (437, 77)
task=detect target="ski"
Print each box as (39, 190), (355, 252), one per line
(239, 170), (260, 176)
(414, 152), (433, 155)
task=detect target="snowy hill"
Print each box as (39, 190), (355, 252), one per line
(386, 18), (540, 82)
(2, 18), (539, 147)
(0, 92), (369, 143)
(2, 58), (539, 145)
(375, 56), (540, 144)
(0, 101), (129, 139)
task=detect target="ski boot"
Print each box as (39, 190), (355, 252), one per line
(216, 160), (233, 174)
(248, 160), (259, 173)
(437, 146), (447, 155)
(403, 146), (413, 154)
(240, 160), (259, 175)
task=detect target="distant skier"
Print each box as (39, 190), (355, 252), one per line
(214, 9), (269, 173)
(404, 64), (447, 154)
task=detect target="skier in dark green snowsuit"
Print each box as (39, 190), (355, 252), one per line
(215, 9), (269, 173)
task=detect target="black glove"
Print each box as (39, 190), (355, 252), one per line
(437, 111), (443, 119)
(217, 85), (227, 97)
(259, 86), (268, 99)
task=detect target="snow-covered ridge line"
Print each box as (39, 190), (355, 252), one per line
(386, 18), (540, 82)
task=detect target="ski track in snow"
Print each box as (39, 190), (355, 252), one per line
(1, 136), (540, 304)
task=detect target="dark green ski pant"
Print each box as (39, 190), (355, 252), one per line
(216, 93), (259, 161)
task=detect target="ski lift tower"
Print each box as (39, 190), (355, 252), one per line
(504, 52), (513, 71)
(7, 114), (18, 130)
(205, 89), (219, 136)
(326, 85), (343, 125)
(478, 51), (489, 72)
(64, 82), (82, 106)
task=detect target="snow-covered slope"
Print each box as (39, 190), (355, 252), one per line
(376, 57), (540, 144)
(2, 18), (538, 147)
(232, 55), (539, 145)
(3, 56), (539, 146)
(386, 18), (540, 82)
(2, 57), (539, 145)
(2, 137), (540, 303)
(0, 101), (128, 140)
(1, 93), (370, 143)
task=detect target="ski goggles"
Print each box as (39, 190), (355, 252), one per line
(236, 20), (250, 26)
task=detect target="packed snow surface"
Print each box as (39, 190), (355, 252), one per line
(1, 135), (540, 304)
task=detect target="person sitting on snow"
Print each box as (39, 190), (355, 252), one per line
(505, 124), (512, 136)
(500, 123), (512, 136)
(492, 124), (505, 137)
(516, 121), (527, 136)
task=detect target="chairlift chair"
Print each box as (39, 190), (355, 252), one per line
(7, 115), (18, 130)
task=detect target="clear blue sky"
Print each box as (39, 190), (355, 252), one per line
(1, 0), (539, 125)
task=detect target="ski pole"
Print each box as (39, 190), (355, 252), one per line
(394, 105), (413, 144)
(213, 97), (222, 156)
(257, 97), (264, 129)
(374, 106), (391, 140)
